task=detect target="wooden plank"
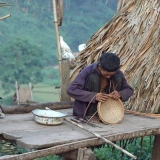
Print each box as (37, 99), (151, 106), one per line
(0, 130), (160, 160)
(0, 108), (160, 160)
(1, 109), (160, 150)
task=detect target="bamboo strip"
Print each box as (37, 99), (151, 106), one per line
(65, 118), (137, 159)
(125, 110), (160, 118)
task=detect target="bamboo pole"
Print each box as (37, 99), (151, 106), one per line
(125, 110), (160, 119)
(65, 118), (137, 160)
(0, 14), (11, 20)
(52, 0), (69, 101)
(52, 0), (63, 98)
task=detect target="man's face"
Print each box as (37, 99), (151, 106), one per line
(99, 66), (116, 79)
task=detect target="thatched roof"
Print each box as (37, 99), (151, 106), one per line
(71, 0), (160, 113)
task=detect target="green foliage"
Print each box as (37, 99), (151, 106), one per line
(61, 0), (117, 51)
(0, 0), (118, 94)
(1, 1), (57, 66)
(35, 155), (62, 160)
(0, 38), (44, 93)
(94, 136), (154, 160)
(42, 67), (60, 86)
(0, 95), (13, 106)
(1, 0), (117, 55)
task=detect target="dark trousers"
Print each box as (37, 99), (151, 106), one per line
(84, 73), (123, 116)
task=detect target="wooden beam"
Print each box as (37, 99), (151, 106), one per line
(0, 127), (159, 160)
(2, 101), (73, 114)
(0, 138), (100, 160)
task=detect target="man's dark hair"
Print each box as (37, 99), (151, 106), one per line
(99, 52), (120, 72)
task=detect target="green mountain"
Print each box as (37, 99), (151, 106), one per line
(0, 0), (117, 104)
(1, 0), (117, 63)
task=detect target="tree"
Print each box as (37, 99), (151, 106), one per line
(71, 0), (160, 114)
(0, 38), (44, 93)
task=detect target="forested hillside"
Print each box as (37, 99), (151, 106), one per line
(0, 0), (117, 103)
(1, 0), (117, 60)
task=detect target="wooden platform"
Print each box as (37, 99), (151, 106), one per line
(1, 108), (160, 149)
(0, 108), (160, 159)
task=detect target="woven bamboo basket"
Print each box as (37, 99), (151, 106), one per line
(97, 98), (124, 124)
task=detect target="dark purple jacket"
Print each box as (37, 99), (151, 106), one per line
(67, 62), (134, 117)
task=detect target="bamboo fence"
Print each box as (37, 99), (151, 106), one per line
(70, 0), (160, 113)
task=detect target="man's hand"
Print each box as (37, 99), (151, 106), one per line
(109, 90), (121, 99)
(96, 93), (111, 102)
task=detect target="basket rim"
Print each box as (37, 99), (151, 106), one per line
(97, 98), (124, 124)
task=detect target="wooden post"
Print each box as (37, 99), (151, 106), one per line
(152, 108), (160, 160)
(15, 81), (19, 104)
(60, 148), (96, 160)
(52, 0), (70, 101)
(61, 59), (71, 101)
(152, 135), (160, 160)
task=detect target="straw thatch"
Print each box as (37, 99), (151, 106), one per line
(71, 0), (160, 114)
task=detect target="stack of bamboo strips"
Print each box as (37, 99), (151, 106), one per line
(70, 0), (160, 114)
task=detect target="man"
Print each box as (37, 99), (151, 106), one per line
(67, 52), (133, 118)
